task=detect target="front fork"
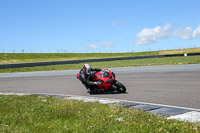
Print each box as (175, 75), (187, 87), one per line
(110, 80), (118, 91)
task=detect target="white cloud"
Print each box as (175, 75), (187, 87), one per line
(173, 25), (200, 40)
(134, 23), (172, 45)
(101, 42), (116, 48)
(111, 20), (128, 27)
(84, 45), (98, 50)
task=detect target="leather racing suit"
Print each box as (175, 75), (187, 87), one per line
(79, 68), (102, 91)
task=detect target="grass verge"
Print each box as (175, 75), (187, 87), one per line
(0, 47), (200, 64)
(0, 95), (199, 132)
(0, 56), (200, 73)
(0, 52), (159, 64)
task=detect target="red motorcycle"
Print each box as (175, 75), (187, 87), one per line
(76, 69), (126, 94)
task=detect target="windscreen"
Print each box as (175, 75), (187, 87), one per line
(98, 71), (110, 77)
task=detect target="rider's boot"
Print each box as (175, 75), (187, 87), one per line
(87, 89), (91, 93)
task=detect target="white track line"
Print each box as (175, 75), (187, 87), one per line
(167, 111), (200, 123)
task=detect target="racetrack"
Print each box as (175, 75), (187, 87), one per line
(0, 64), (200, 109)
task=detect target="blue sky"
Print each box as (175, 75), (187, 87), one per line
(0, 0), (200, 53)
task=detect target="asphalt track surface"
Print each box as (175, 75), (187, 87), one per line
(0, 64), (200, 110)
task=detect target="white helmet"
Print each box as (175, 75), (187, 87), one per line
(83, 64), (91, 74)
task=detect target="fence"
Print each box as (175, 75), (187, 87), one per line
(0, 45), (199, 53)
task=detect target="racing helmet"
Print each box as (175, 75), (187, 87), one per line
(83, 64), (91, 75)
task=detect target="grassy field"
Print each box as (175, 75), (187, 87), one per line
(159, 47), (200, 55)
(0, 95), (199, 133)
(0, 47), (200, 64)
(0, 51), (159, 64)
(0, 47), (200, 73)
(0, 55), (200, 73)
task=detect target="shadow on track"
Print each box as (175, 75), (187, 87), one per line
(89, 90), (128, 95)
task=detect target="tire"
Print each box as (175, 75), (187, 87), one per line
(115, 81), (126, 93)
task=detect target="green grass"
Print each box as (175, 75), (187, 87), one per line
(0, 51), (159, 64)
(0, 47), (200, 73)
(1, 47), (200, 64)
(0, 95), (199, 132)
(1, 56), (200, 73)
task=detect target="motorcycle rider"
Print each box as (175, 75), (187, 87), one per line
(79, 64), (103, 93)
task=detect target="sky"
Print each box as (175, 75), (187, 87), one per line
(0, 0), (200, 53)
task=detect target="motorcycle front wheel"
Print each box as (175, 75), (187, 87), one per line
(115, 81), (126, 93)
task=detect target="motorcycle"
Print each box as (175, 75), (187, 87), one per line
(76, 69), (126, 94)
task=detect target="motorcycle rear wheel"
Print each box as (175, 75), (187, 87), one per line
(115, 81), (126, 93)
